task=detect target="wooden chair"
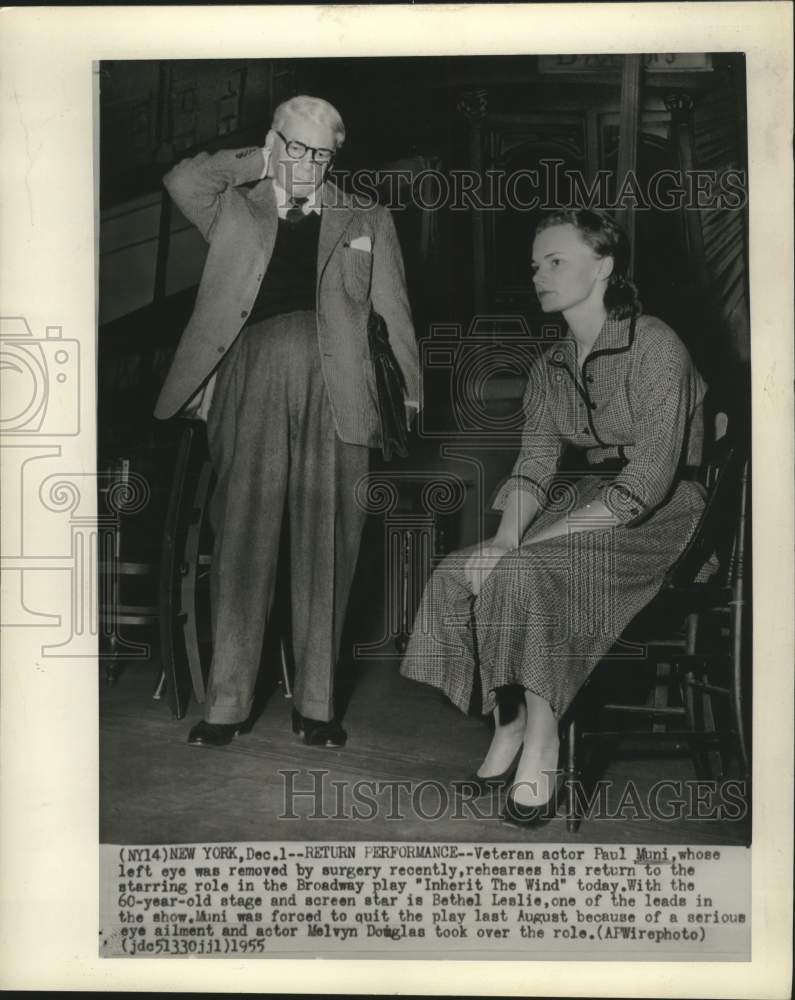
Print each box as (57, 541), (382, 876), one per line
(98, 456), (161, 689)
(562, 419), (750, 833)
(158, 419), (294, 718)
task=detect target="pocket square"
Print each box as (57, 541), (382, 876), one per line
(349, 236), (372, 252)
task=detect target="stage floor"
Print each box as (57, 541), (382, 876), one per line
(100, 645), (750, 847)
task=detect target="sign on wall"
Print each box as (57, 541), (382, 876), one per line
(538, 53), (713, 72)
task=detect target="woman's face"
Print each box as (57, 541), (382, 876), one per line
(531, 223), (612, 314)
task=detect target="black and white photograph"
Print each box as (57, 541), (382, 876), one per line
(96, 50), (754, 847)
(1, 3), (792, 993)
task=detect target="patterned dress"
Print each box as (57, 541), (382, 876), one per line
(400, 313), (708, 720)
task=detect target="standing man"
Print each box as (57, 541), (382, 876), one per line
(155, 96), (419, 748)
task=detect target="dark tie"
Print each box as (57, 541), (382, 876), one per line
(286, 196), (309, 224)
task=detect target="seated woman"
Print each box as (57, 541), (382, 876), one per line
(401, 208), (708, 826)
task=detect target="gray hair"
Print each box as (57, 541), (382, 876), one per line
(272, 95), (346, 149)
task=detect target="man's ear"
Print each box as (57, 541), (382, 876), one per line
(264, 129), (276, 150)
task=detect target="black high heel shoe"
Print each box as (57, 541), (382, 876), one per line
(451, 748), (522, 800)
(500, 771), (563, 828)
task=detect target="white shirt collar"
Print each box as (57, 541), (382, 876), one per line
(272, 179), (322, 219)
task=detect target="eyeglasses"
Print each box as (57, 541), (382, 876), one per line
(276, 130), (335, 165)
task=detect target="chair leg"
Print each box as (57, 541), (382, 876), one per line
(651, 661), (672, 733)
(158, 424), (196, 719)
(103, 646), (122, 686)
(681, 611), (722, 780)
(152, 669), (167, 701)
(683, 666), (713, 780)
(181, 459), (214, 703)
(565, 718), (580, 833)
(278, 636), (294, 698)
(700, 673), (726, 780)
(730, 597), (751, 785)
(729, 459), (752, 800)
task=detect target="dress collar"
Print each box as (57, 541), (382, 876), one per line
(585, 314), (636, 360)
(547, 314), (636, 369)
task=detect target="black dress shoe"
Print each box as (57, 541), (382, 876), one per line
(291, 709), (347, 748)
(451, 750), (521, 800)
(187, 720), (243, 747)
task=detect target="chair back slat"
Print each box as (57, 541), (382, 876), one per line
(663, 410), (747, 590)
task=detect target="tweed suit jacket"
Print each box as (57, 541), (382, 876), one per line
(153, 147), (419, 448)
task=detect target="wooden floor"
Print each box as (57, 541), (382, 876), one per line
(100, 644), (750, 847)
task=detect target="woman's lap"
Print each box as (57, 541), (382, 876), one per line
(402, 479), (705, 718)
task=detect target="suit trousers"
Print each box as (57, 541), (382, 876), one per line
(203, 310), (369, 724)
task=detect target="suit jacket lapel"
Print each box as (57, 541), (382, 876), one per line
(318, 181), (353, 287)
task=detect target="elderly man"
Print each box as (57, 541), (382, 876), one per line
(155, 95), (419, 748)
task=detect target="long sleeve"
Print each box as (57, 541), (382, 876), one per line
(603, 328), (704, 525)
(492, 353), (563, 510)
(369, 206), (420, 405)
(163, 147), (267, 242)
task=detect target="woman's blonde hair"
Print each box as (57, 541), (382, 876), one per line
(272, 95), (346, 149)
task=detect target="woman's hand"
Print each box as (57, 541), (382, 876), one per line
(464, 538), (512, 596)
